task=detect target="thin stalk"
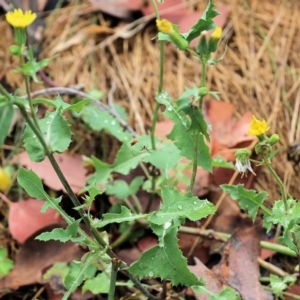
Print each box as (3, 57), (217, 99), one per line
(189, 132), (199, 191)
(148, 0), (164, 213)
(189, 56), (207, 191)
(263, 158), (287, 211)
(179, 226), (297, 257)
(19, 51), (40, 131)
(108, 259), (120, 300)
(111, 222), (135, 249)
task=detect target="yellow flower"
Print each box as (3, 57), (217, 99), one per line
(156, 19), (174, 34)
(6, 9), (36, 28)
(248, 115), (270, 136)
(211, 26), (222, 40)
(0, 168), (11, 192)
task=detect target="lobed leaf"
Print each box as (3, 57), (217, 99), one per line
(93, 206), (148, 228)
(149, 186), (216, 226)
(221, 184), (269, 221)
(127, 227), (199, 286)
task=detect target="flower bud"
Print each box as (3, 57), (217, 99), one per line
(9, 45), (21, 55)
(208, 26), (222, 53)
(235, 149), (252, 162)
(196, 32), (208, 54)
(156, 19), (189, 50)
(198, 87), (209, 97)
(268, 134), (280, 146)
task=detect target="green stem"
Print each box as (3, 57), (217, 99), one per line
(263, 286), (300, 300)
(19, 51), (41, 131)
(148, 0), (164, 214)
(108, 259), (120, 300)
(189, 56), (207, 191)
(131, 194), (142, 213)
(179, 226), (297, 257)
(263, 157), (288, 211)
(111, 222), (135, 249)
(189, 132), (199, 191)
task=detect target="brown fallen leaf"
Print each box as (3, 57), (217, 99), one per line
(0, 225), (84, 290)
(212, 223), (272, 300)
(14, 152), (87, 194)
(204, 100), (255, 161)
(188, 257), (226, 300)
(0, 193), (63, 244)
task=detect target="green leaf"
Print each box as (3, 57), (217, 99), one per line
(80, 104), (132, 142)
(87, 157), (112, 184)
(16, 58), (51, 82)
(143, 142), (181, 176)
(0, 247), (14, 277)
(0, 104), (14, 146)
(212, 156), (235, 169)
(106, 177), (144, 199)
(149, 186), (216, 225)
(183, 106), (209, 140)
(127, 227), (199, 286)
(23, 111), (72, 162)
(93, 206), (148, 228)
(221, 184), (269, 221)
(184, 0), (219, 42)
(264, 199), (300, 251)
(193, 285), (240, 300)
(62, 253), (100, 300)
(17, 168), (48, 200)
(41, 111), (71, 153)
(270, 274), (296, 299)
(35, 220), (82, 243)
(32, 95), (92, 113)
(113, 143), (149, 175)
(23, 123), (45, 162)
(82, 272), (110, 294)
(165, 106), (212, 172)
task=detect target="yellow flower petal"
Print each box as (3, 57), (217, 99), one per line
(248, 115), (270, 136)
(6, 9), (36, 28)
(156, 19), (174, 34)
(0, 168), (11, 192)
(211, 26), (222, 40)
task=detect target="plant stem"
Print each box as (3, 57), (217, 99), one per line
(108, 259), (120, 300)
(148, 0), (164, 214)
(189, 132), (199, 191)
(263, 158), (287, 211)
(179, 226), (297, 257)
(189, 56), (207, 191)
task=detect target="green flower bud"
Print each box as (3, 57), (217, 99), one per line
(196, 33), (208, 54)
(268, 134), (280, 146)
(170, 34), (189, 50)
(208, 26), (222, 53)
(9, 44), (21, 55)
(255, 141), (271, 155)
(198, 87), (209, 97)
(235, 149), (252, 162)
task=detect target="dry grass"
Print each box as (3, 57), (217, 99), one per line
(1, 0), (300, 201)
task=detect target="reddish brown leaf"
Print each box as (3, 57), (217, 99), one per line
(0, 225), (84, 290)
(188, 257), (226, 300)
(15, 152), (87, 194)
(0, 193), (63, 244)
(212, 223), (271, 299)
